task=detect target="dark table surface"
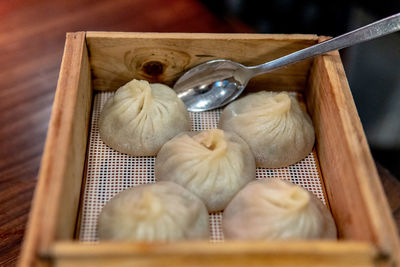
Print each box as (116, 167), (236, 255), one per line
(0, 0), (398, 266)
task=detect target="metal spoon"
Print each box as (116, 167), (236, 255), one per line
(174, 13), (400, 112)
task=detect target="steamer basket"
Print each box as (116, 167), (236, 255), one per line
(19, 32), (400, 267)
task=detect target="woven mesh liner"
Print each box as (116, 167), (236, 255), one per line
(79, 92), (326, 242)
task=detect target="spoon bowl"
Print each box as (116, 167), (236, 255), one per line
(174, 59), (251, 112)
(174, 13), (400, 112)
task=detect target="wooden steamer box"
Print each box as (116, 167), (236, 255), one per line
(20, 32), (400, 266)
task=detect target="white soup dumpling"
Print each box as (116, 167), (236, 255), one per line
(98, 181), (209, 241)
(219, 91), (315, 168)
(223, 179), (337, 240)
(99, 79), (190, 156)
(155, 129), (256, 212)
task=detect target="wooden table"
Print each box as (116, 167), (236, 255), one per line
(0, 0), (398, 266)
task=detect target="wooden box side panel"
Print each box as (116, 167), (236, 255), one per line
(47, 241), (378, 267)
(306, 48), (400, 263)
(19, 32), (92, 267)
(85, 32), (318, 92)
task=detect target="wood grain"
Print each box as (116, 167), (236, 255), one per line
(306, 43), (400, 264)
(0, 1), (251, 266)
(47, 241), (378, 267)
(86, 32), (318, 91)
(17, 31), (92, 267)
(1, 1), (399, 266)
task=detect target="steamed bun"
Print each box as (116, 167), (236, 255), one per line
(223, 179), (337, 240)
(98, 182), (209, 241)
(99, 79), (190, 156)
(155, 129), (256, 212)
(219, 91), (315, 168)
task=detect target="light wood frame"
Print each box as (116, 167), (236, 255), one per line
(19, 32), (400, 267)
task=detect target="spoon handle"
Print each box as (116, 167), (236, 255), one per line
(249, 12), (400, 76)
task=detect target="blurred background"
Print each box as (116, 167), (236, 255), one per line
(0, 0), (399, 265)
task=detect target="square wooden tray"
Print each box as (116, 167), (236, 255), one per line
(19, 32), (400, 266)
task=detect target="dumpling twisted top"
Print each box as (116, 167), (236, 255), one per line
(99, 79), (190, 156)
(223, 179), (337, 240)
(219, 91), (315, 168)
(155, 129), (256, 212)
(98, 182), (209, 241)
